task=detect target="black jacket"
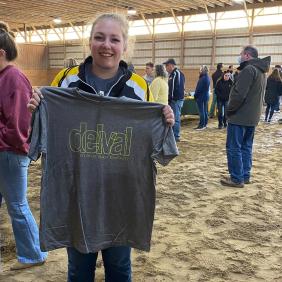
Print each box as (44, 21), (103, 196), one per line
(212, 70), (223, 87)
(227, 56), (271, 126)
(215, 79), (233, 102)
(264, 77), (282, 105)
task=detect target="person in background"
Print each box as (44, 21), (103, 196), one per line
(274, 65), (282, 112)
(221, 45), (270, 188)
(264, 68), (282, 123)
(215, 72), (233, 129)
(150, 64), (168, 105)
(164, 58), (185, 142)
(209, 63), (223, 118)
(28, 13), (174, 282)
(0, 21), (47, 270)
(194, 65), (210, 130)
(227, 65), (234, 81)
(143, 61), (154, 85)
(64, 57), (79, 68)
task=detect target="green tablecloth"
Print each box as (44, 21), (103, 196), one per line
(181, 97), (199, 115)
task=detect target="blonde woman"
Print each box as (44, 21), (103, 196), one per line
(150, 64), (168, 105)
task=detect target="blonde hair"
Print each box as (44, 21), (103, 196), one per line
(90, 13), (129, 48)
(0, 21), (18, 61)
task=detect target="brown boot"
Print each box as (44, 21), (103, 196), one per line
(220, 177), (244, 188)
(10, 261), (45, 271)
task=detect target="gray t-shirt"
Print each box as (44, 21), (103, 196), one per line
(29, 87), (178, 253)
(85, 63), (123, 96)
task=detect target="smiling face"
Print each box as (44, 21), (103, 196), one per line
(89, 18), (127, 78)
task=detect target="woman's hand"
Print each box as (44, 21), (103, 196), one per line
(162, 105), (175, 127)
(27, 88), (43, 112)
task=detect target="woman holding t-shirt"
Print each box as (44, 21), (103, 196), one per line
(0, 21), (47, 270)
(28, 13), (174, 282)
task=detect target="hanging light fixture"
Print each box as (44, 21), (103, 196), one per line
(127, 7), (137, 16)
(53, 18), (62, 24)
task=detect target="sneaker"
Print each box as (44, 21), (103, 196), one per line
(10, 261), (45, 271)
(195, 126), (206, 131)
(244, 179), (251, 184)
(220, 177), (244, 188)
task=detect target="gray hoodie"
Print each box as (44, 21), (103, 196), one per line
(227, 56), (271, 126)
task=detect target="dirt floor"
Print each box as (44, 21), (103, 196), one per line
(0, 112), (282, 282)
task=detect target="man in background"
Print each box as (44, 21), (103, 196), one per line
(163, 58), (185, 142)
(143, 62), (154, 85)
(221, 46), (270, 188)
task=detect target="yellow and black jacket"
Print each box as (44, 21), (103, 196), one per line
(51, 56), (154, 102)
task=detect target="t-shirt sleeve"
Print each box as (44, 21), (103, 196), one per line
(151, 125), (179, 166)
(28, 102), (47, 161)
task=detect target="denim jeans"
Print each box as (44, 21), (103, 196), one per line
(217, 99), (228, 126)
(196, 99), (209, 127)
(67, 246), (131, 282)
(209, 89), (217, 117)
(265, 103), (275, 121)
(226, 124), (255, 183)
(0, 151), (47, 263)
(0, 192), (2, 207)
(169, 99), (184, 139)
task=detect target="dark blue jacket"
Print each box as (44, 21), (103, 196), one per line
(168, 68), (185, 101)
(194, 73), (210, 102)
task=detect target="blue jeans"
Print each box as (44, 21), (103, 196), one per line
(217, 99), (228, 126)
(67, 246), (131, 282)
(169, 99), (184, 139)
(265, 103), (275, 121)
(226, 124), (255, 183)
(0, 151), (47, 263)
(196, 99), (209, 127)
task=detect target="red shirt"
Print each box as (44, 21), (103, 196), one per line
(0, 65), (32, 154)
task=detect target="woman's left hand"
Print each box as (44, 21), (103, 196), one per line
(162, 105), (175, 127)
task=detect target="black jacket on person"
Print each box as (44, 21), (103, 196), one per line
(215, 79), (233, 102)
(212, 69), (223, 88)
(264, 77), (282, 105)
(227, 56), (271, 126)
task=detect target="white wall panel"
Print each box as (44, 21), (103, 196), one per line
(155, 49), (181, 57)
(49, 53), (64, 59)
(184, 39), (212, 48)
(134, 42), (152, 49)
(253, 35), (282, 45)
(184, 57), (211, 65)
(184, 48), (212, 56)
(49, 46), (65, 53)
(215, 56), (238, 64)
(155, 40), (181, 49)
(216, 37), (248, 46)
(216, 46), (242, 56)
(65, 46), (84, 52)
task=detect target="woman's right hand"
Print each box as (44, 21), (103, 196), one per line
(27, 88), (43, 112)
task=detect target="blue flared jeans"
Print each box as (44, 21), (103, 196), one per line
(0, 151), (47, 263)
(226, 124), (255, 183)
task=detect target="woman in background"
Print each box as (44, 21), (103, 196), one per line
(0, 21), (47, 270)
(194, 65), (210, 130)
(215, 72), (233, 129)
(150, 64), (168, 105)
(264, 68), (282, 123)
